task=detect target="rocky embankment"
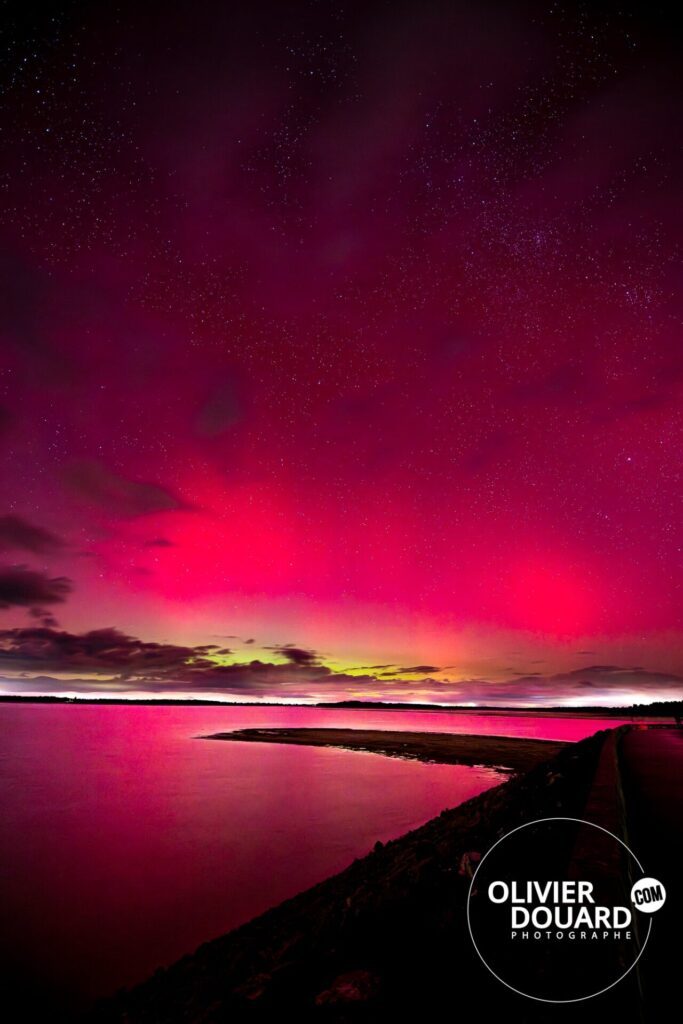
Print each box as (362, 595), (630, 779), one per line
(91, 730), (634, 1024)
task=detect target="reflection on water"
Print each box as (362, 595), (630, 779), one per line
(0, 704), (635, 1015)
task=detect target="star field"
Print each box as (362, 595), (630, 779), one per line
(0, 1), (681, 705)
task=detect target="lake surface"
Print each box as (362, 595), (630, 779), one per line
(0, 704), (637, 1018)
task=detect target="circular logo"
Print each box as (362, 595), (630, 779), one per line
(631, 877), (666, 914)
(466, 817), (657, 1003)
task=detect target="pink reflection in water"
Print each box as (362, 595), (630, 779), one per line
(0, 704), (641, 1016)
(0, 704), (499, 1016)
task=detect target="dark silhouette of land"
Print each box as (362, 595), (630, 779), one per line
(204, 727), (564, 773)
(0, 694), (680, 716)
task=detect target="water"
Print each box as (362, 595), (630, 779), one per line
(0, 703), (634, 1017)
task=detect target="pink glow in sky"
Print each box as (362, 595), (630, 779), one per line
(0, 1), (682, 707)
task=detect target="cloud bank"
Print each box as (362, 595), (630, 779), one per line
(0, 567), (73, 609)
(0, 625), (681, 706)
(0, 516), (66, 555)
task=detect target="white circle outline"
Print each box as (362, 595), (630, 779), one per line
(465, 816), (653, 1004)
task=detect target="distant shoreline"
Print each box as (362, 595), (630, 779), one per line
(0, 694), (677, 717)
(203, 727), (566, 772)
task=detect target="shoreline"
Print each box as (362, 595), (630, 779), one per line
(91, 726), (681, 1022)
(91, 730), (612, 1022)
(203, 727), (565, 773)
(0, 694), (673, 721)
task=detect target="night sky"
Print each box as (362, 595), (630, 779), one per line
(1, 1), (681, 706)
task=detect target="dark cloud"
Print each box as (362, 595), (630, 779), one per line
(0, 626), (340, 696)
(269, 644), (321, 666)
(0, 566), (72, 609)
(0, 626), (200, 675)
(63, 460), (189, 517)
(194, 378), (242, 436)
(0, 515), (66, 555)
(380, 664), (441, 677)
(437, 666), (683, 705)
(0, 624), (680, 706)
(28, 606), (61, 628)
(184, 660), (333, 692)
(142, 537), (176, 548)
